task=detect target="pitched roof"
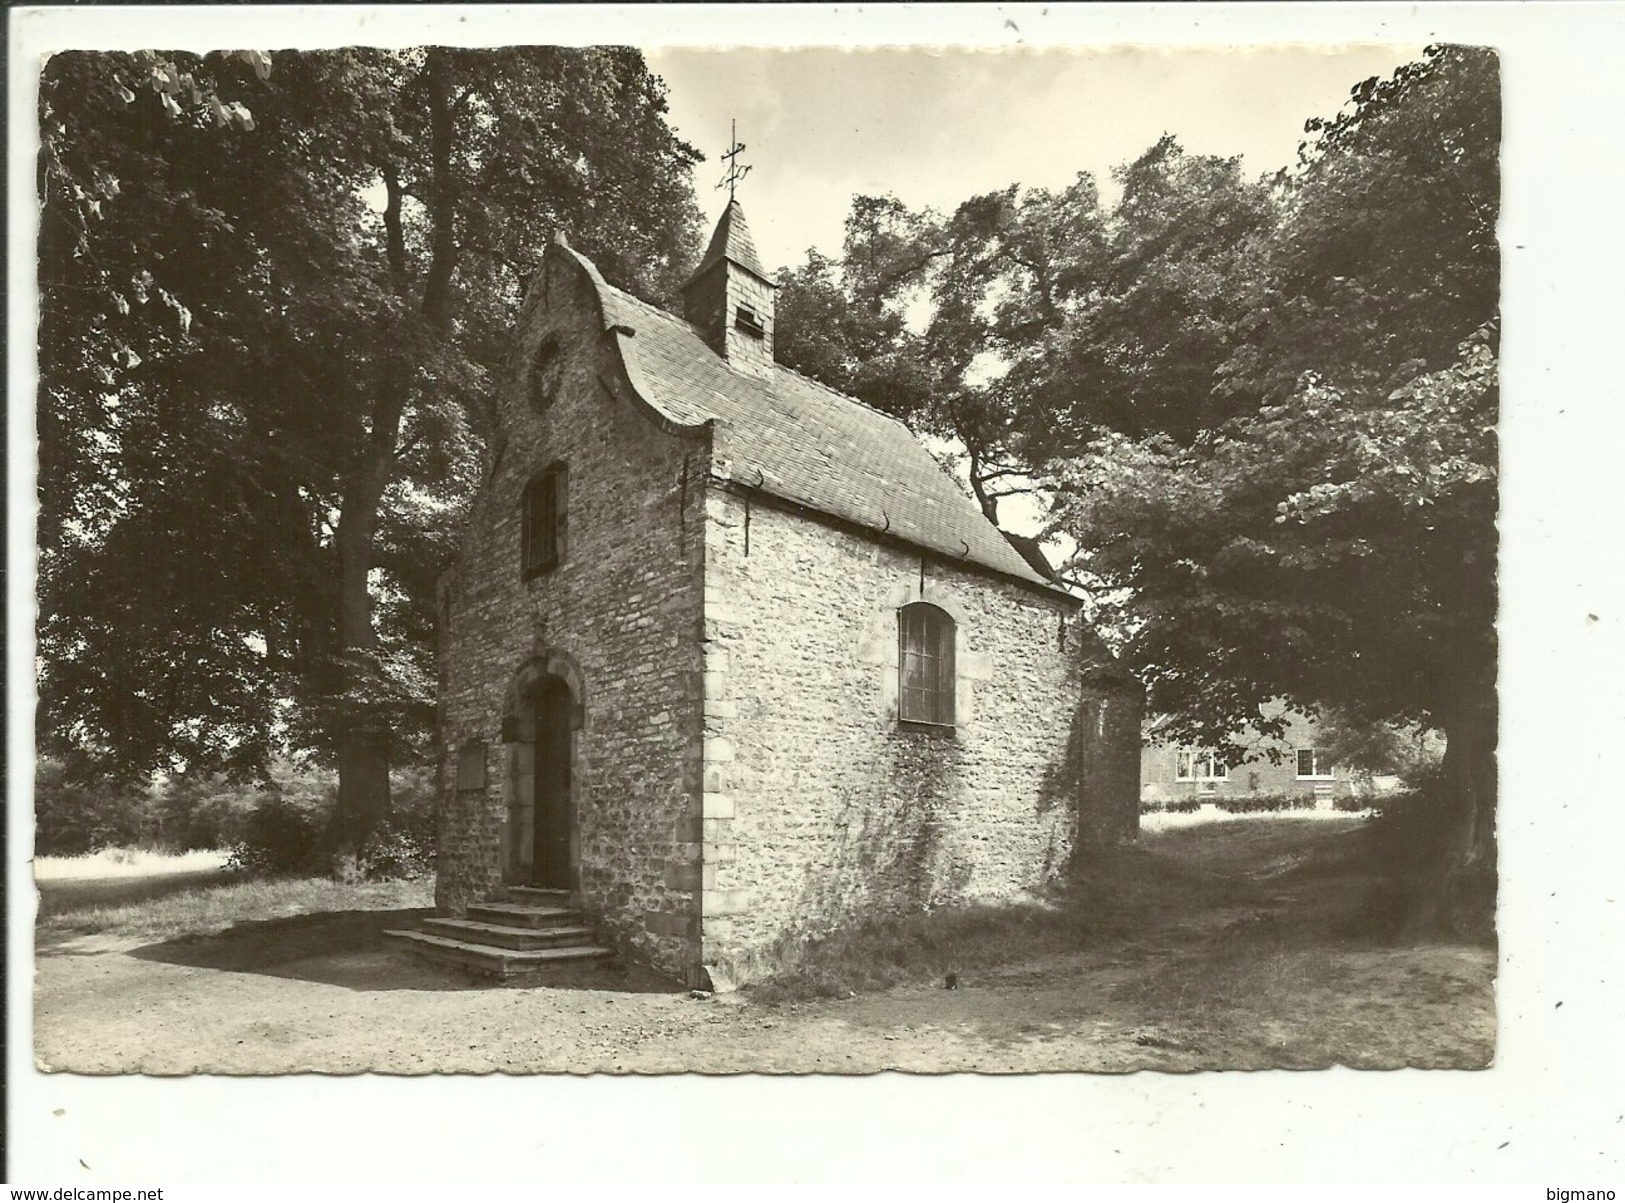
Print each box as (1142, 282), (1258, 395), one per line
(560, 243), (1058, 592)
(685, 199), (771, 284)
(1002, 531), (1058, 581)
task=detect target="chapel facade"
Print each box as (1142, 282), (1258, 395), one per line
(429, 202), (1140, 985)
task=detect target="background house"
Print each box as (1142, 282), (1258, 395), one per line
(1141, 707), (1369, 807)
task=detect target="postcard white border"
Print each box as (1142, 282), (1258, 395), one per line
(10, 2), (1625, 1185)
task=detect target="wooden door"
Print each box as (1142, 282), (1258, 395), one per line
(532, 679), (573, 890)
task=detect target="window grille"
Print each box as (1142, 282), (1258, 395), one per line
(898, 602), (956, 726)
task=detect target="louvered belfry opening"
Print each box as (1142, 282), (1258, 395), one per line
(680, 199), (777, 378)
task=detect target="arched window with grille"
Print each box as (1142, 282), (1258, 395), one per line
(898, 602), (956, 726)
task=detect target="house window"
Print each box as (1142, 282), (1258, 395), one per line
(522, 463), (567, 579)
(1175, 749), (1228, 781)
(1296, 748), (1335, 780)
(898, 602), (956, 726)
(734, 304), (765, 338)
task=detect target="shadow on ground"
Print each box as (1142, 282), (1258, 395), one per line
(111, 908), (682, 995)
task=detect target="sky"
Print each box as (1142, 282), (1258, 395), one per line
(646, 44), (1424, 273)
(644, 42), (1423, 537)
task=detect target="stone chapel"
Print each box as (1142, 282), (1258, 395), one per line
(394, 201), (1140, 986)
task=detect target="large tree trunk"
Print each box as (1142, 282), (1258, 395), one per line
(1440, 678), (1499, 870)
(1401, 662), (1498, 937)
(334, 728), (391, 854)
(327, 437), (398, 856)
(325, 48), (459, 862)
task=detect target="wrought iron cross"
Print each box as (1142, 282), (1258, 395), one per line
(718, 119), (751, 201)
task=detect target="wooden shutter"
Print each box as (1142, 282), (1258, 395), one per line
(551, 462), (568, 565)
(522, 465), (566, 579)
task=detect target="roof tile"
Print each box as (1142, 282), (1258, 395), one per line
(685, 200), (770, 284)
(573, 246), (1054, 590)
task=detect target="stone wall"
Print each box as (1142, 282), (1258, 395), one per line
(1074, 680), (1145, 850)
(437, 247), (708, 977)
(696, 488), (1097, 975)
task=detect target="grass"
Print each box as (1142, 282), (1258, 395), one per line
(35, 856), (431, 945)
(34, 847), (231, 880)
(733, 899), (1093, 1004)
(1140, 806), (1368, 832)
(735, 838), (1238, 1004)
(742, 809), (1493, 1021)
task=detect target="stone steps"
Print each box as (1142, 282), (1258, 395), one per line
(466, 901), (582, 929)
(386, 886), (616, 980)
(420, 916), (596, 950)
(383, 929), (615, 978)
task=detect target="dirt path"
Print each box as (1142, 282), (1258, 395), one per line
(33, 817), (1496, 1074)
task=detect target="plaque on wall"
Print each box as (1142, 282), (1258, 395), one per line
(456, 741), (487, 791)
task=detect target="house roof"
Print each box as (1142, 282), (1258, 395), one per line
(684, 199), (771, 285)
(557, 241), (1058, 592)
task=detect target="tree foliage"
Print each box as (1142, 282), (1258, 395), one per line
(771, 46), (1499, 918)
(777, 183), (1100, 522)
(1050, 46), (1500, 897)
(1052, 328), (1496, 743)
(36, 48), (702, 848)
(774, 140), (1275, 523)
(1313, 709), (1443, 786)
(1218, 46), (1499, 408)
(1020, 137), (1275, 447)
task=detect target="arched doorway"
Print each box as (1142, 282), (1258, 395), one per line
(504, 655), (583, 891)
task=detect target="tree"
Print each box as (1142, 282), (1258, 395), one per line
(1048, 46), (1499, 925)
(774, 144), (1276, 526)
(1218, 47), (1498, 410)
(36, 48), (702, 852)
(38, 49), (390, 784)
(776, 181), (1111, 524)
(1313, 708), (1443, 788)
(1005, 137), (1276, 452)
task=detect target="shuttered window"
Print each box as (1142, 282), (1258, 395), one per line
(529, 335), (563, 413)
(898, 603), (956, 726)
(522, 464), (567, 579)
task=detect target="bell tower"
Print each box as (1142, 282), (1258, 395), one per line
(680, 124), (776, 379)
